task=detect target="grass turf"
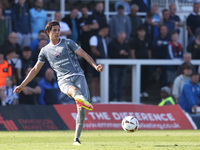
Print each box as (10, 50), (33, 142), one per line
(0, 130), (199, 150)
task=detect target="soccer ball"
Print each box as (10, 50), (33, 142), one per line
(121, 116), (139, 132)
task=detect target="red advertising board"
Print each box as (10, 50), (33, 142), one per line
(54, 104), (195, 130)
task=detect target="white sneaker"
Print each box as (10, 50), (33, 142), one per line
(91, 96), (98, 103)
(73, 138), (81, 145)
(96, 96), (101, 102)
(142, 92), (149, 97)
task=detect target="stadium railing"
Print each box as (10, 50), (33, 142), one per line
(96, 59), (200, 104)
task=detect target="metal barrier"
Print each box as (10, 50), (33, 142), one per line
(96, 59), (200, 104)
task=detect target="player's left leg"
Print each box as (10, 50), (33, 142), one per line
(73, 104), (85, 145)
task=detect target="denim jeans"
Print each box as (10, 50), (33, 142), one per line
(110, 66), (127, 101)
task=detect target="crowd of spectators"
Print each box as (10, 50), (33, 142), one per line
(0, 0), (199, 113)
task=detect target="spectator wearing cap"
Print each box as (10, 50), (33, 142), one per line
(179, 73), (200, 113)
(109, 5), (131, 41)
(89, 26), (109, 103)
(158, 86), (175, 106)
(128, 4), (142, 39)
(172, 63), (193, 103)
(115, 0), (131, 14)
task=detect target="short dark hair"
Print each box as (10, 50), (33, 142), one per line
(146, 12), (154, 19)
(22, 46), (31, 52)
(183, 63), (193, 70)
(170, 31), (178, 36)
(45, 21), (60, 34)
(6, 46), (15, 55)
(162, 9), (168, 14)
(117, 5), (124, 10)
(137, 25), (146, 32)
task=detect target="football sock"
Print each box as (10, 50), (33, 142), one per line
(72, 90), (83, 100)
(74, 109), (86, 141)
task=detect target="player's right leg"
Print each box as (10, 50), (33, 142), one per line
(68, 87), (93, 111)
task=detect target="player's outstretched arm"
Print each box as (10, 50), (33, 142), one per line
(13, 61), (44, 93)
(75, 48), (103, 72)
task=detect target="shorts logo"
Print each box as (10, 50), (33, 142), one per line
(55, 52), (61, 58)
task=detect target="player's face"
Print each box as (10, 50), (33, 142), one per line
(49, 25), (60, 40)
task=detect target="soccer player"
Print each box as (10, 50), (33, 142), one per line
(13, 21), (103, 145)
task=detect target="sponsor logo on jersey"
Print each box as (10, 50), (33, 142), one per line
(55, 52), (61, 58)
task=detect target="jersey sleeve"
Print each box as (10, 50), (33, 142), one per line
(66, 39), (81, 52)
(38, 47), (47, 63)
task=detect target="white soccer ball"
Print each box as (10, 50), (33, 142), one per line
(121, 116), (139, 132)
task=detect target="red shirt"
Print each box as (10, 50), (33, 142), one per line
(0, 60), (12, 87)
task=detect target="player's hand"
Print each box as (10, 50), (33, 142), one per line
(13, 85), (23, 94)
(96, 64), (103, 72)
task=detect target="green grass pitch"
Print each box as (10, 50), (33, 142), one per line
(0, 130), (199, 150)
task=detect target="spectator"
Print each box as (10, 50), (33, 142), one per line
(29, 30), (48, 51)
(177, 52), (195, 76)
(187, 3), (200, 44)
(0, 7), (8, 47)
(132, 0), (151, 12)
(108, 32), (129, 101)
(91, 2), (108, 33)
(167, 31), (183, 60)
(32, 38), (50, 81)
(115, 0), (131, 14)
(128, 4), (142, 39)
(169, 4), (183, 33)
(2, 32), (21, 58)
(187, 35), (200, 59)
(152, 25), (170, 86)
(89, 26), (109, 103)
(62, 7), (79, 43)
(130, 26), (151, 97)
(0, 76), (18, 106)
(54, 11), (71, 40)
(5, 46), (22, 83)
(0, 50), (12, 87)
(79, 5), (99, 77)
(172, 63), (193, 103)
(161, 9), (176, 35)
(179, 73), (200, 113)
(37, 68), (60, 105)
(109, 5), (131, 41)
(167, 31), (183, 85)
(20, 46), (33, 78)
(158, 86), (175, 106)
(19, 67), (41, 104)
(30, 0), (47, 40)
(143, 12), (154, 48)
(11, 0), (31, 48)
(151, 3), (161, 38)
(152, 25), (170, 59)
